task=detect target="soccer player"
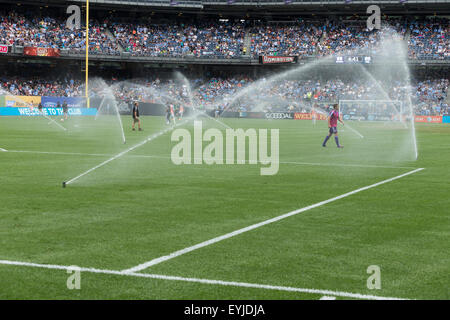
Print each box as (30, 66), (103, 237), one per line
(165, 105), (171, 124)
(132, 101), (142, 131)
(179, 105), (184, 120)
(57, 101), (62, 121)
(170, 104), (175, 122)
(322, 104), (344, 148)
(62, 100), (69, 120)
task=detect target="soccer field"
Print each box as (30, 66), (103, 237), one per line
(0, 115), (448, 300)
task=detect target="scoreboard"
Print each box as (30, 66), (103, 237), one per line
(335, 55), (372, 64)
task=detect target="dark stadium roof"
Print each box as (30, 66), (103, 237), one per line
(2, 0), (450, 15)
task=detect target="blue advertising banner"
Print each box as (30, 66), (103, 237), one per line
(443, 116), (450, 124)
(41, 96), (86, 109)
(0, 107), (97, 116)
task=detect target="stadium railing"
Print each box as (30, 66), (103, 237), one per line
(6, 45), (449, 64)
(71, 0), (204, 8)
(67, 0), (450, 6)
(201, 0), (450, 4)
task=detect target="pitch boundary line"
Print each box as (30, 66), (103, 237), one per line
(4, 149), (418, 170)
(64, 119), (191, 185)
(0, 259), (407, 300)
(122, 168), (425, 273)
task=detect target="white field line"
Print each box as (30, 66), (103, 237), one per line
(5, 149), (417, 170)
(65, 140), (149, 185)
(122, 168), (424, 273)
(40, 112), (68, 132)
(197, 111), (232, 129)
(0, 259), (407, 300)
(0, 148), (7, 152)
(64, 119), (191, 185)
(64, 113), (230, 185)
(320, 296), (337, 300)
(344, 123), (364, 139)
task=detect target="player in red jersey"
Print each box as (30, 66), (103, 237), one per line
(322, 104), (345, 148)
(179, 105), (184, 120)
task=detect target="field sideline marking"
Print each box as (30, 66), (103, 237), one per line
(122, 168), (424, 273)
(0, 148), (7, 152)
(4, 149), (417, 170)
(64, 119), (191, 185)
(0, 259), (407, 300)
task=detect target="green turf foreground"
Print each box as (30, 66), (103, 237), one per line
(0, 116), (448, 299)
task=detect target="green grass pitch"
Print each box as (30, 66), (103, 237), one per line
(0, 115), (448, 299)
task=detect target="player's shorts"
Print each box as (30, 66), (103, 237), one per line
(133, 117), (139, 123)
(329, 127), (337, 134)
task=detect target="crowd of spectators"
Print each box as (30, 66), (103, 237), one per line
(408, 19), (449, 60)
(0, 11), (119, 54)
(1, 11), (449, 60)
(3, 75), (446, 116)
(414, 78), (449, 115)
(192, 77), (448, 116)
(0, 10), (448, 116)
(0, 77), (83, 97)
(249, 22), (323, 57)
(316, 22), (406, 57)
(113, 21), (245, 58)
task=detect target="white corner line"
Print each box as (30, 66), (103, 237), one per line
(65, 119), (191, 185)
(122, 168), (425, 273)
(320, 296), (337, 300)
(0, 259), (408, 300)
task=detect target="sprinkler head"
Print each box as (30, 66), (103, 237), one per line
(62, 182), (66, 188)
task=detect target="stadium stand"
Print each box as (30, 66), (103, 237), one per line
(1, 74), (447, 116)
(408, 18), (449, 60)
(0, 4), (448, 117)
(1, 9), (448, 60)
(112, 21), (245, 58)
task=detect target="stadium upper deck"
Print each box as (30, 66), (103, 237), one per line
(0, 0), (449, 65)
(1, 12), (448, 60)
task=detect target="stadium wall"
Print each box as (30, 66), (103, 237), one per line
(414, 116), (443, 124)
(3, 96), (41, 108)
(224, 111), (450, 123)
(1, 97), (448, 122)
(0, 107), (96, 116)
(42, 97), (85, 109)
(4, 46), (450, 67)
